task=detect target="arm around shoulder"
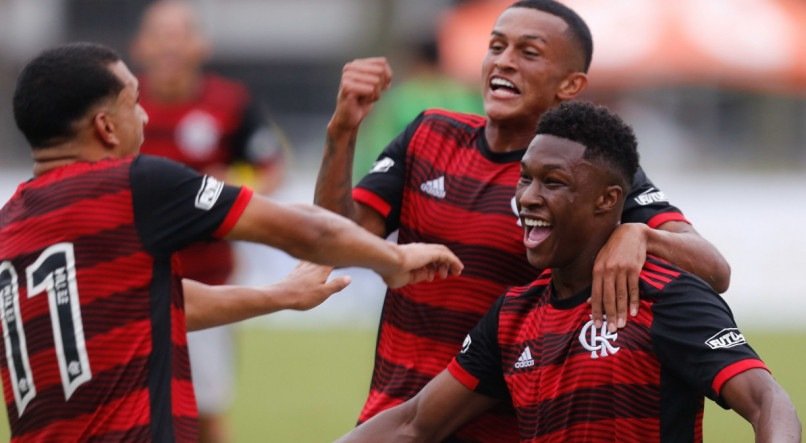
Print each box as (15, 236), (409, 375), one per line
(646, 220), (731, 293)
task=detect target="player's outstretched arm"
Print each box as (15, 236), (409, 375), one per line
(721, 368), (801, 442)
(225, 196), (462, 288)
(314, 57), (392, 236)
(184, 262), (351, 331)
(590, 221), (731, 332)
(336, 370), (498, 442)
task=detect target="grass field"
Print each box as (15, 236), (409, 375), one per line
(0, 328), (802, 441)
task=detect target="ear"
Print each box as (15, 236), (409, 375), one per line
(594, 185), (623, 215)
(92, 111), (120, 148)
(556, 72), (588, 101)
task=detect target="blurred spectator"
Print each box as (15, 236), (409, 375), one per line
(352, 36), (483, 180)
(130, 1), (289, 442)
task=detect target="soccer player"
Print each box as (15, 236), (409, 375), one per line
(0, 42), (462, 442)
(337, 101), (801, 442)
(315, 0), (731, 440)
(129, 2), (290, 440)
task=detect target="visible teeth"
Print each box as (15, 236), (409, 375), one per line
(491, 77), (515, 88)
(523, 218), (550, 227)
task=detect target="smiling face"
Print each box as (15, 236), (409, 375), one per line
(516, 134), (615, 271)
(481, 7), (585, 126)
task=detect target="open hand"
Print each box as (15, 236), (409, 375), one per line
(278, 261), (352, 310)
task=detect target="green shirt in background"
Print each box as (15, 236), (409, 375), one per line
(353, 74), (484, 182)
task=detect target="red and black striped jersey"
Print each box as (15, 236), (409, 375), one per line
(0, 155), (252, 442)
(139, 74), (283, 285)
(450, 256), (767, 442)
(139, 74), (280, 173)
(353, 109), (689, 441)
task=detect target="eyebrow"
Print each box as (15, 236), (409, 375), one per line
(490, 30), (548, 45)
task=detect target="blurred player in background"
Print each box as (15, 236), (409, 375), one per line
(352, 34), (483, 181)
(130, 1), (288, 441)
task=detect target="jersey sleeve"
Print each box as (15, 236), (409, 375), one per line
(649, 276), (768, 408)
(130, 155), (253, 255)
(352, 113), (424, 234)
(622, 167), (689, 228)
(230, 99), (288, 167)
(448, 296), (509, 400)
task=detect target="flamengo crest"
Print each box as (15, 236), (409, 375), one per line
(579, 318), (620, 359)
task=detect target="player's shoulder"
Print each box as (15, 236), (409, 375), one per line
(131, 154), (200, 179)
(500, 270), (551, 316)
(640, 255), (716, 300)
(505, 269), (551, 298)
(422, 108), (486, 128)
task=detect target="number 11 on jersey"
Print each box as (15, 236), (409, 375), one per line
(0, 243), (92, 416)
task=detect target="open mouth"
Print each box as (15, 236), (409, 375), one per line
(522, 216), (551, 248)
(489, 76), (521, 96)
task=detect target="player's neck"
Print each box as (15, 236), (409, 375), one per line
(485, 120), (536, 153)
(30, 140), (112, 177)
(550, 229), (616, 300)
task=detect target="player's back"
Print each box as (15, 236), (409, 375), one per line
(0, 158), (195, 441)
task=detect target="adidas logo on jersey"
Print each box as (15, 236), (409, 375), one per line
(514, 346), (534, 369)
(420, 176), (446, 199)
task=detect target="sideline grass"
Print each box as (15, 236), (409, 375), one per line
(233, 328), (805, 442)
(0, 328), (801, 441)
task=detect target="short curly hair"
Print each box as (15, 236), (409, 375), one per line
(14, 42), (123, 149)
(536, 101), (639, 188)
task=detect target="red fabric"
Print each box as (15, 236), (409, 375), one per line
(0, 158), (197, 441)
(353, 187), (392, 218)
(212, 187), (253, 239)
(448, 359), (480, 391)
(646, 211), (689, 229)
(712, 359), (769, 395)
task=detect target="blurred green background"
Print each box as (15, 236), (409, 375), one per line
(1, 327), (801, 442)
